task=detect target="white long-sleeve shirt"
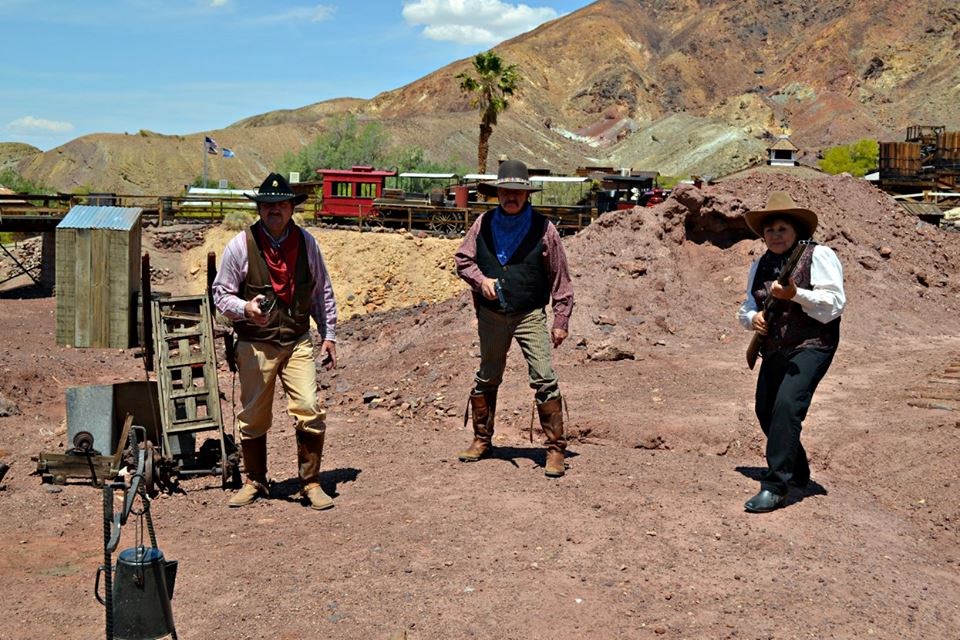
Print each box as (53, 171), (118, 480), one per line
(737, 245), (845, 331)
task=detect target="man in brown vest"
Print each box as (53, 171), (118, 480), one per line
(454, 160), (575, 477)
(212, 173), (338, 510)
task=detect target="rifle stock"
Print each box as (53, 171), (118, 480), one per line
(743, 240), (812, 370)
(746, 333), (761, 370)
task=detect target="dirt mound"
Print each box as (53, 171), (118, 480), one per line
(567, 172), (960, 353)
(142, 224), (465, 321)
(336, 172), (960, 444)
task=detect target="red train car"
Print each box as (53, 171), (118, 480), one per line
(316, 166), (397, 217)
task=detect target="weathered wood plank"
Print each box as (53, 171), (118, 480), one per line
(74, 229), (91, 347)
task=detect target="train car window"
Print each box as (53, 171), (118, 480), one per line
(332, 182), (352, 197)
(358, 183), (377, 199)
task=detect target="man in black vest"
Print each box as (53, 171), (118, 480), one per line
(454, 160), (575, 477)
(212, 173), (338, 510)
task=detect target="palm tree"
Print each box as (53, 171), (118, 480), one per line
(456, 51), (521, 174)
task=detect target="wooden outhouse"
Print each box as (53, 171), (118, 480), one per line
(56, 205), (142, 348)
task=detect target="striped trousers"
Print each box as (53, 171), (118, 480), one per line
(473, 304), (560, 403)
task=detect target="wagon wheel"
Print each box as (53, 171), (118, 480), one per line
(361, 212), (385, 230)
(430, 211), (460, 235)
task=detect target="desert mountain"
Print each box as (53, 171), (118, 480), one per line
(11, 0), (960, 195)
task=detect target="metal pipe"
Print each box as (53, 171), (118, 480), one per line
(103, 484), (114, 640)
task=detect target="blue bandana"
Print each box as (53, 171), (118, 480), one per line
(491, 204), (532, 265)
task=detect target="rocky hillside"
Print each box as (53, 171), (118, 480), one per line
(11, 0), (960, 194)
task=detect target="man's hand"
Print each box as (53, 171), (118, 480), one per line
(480, 278), (498, 300)
(319, 340), (337, 370)
(243, 295), (270, 327)
(551, 327), (568, 348)
(751, 310), (768, 335)
(771, 277), (797, 300)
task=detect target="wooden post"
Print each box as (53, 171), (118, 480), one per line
(142, 252), (154, 372)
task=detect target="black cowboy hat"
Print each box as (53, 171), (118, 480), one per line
(744, 191), (818, 238)
(246, 172), (308, 205)
(477, 159), (543, 197)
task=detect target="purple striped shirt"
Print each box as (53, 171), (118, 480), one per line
(212, 227), (337, 341)
(455, 211), (574, 331)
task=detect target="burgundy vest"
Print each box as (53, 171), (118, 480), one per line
(752, 243), (840, 355)
(234, 222), (315, 347)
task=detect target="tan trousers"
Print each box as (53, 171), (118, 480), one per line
(236, 334), (326, 440)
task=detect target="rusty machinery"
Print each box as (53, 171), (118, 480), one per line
(34, 252), (239, 491)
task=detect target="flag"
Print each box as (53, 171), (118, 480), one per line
(222, 147), (235, 158)
(204, 136), (219, 155)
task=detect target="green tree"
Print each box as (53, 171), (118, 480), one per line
(0, 168), (49, 194)
(456, 50), (521, 173)
(277, 114), (392, 179)
(819, 139), (879, 177)
(190, 176), (237, 189)
(276, 113), (466, 180)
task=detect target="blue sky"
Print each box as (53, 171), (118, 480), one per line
(0, 0), (592, 151)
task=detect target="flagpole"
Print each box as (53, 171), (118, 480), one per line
(203, 138), (208, 188)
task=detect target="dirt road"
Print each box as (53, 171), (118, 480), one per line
(1, 174), (958, 639)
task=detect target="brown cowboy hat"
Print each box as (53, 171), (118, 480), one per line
(246, 172), (308, 205)
(477, 159), (543, 197)
(744, 191), (818, 238)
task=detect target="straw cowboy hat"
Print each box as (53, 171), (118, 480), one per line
(744, 191), (818, 238)
(477, 160), (543, 197)
(246, 172), (308, 205)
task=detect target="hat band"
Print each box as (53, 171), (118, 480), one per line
(496, 178), (531, 186)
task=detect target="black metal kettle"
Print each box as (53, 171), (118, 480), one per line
(96, 545), (178, 640)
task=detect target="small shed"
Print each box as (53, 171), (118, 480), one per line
(56, 205), (142, 348)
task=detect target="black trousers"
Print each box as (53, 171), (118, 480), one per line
(755, 346), (835, 494)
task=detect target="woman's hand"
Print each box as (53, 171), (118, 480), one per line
(752, 310), (768, 335)
(771, 277), (797, 300)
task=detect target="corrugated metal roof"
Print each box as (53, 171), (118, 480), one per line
(57, 205), (142, 230)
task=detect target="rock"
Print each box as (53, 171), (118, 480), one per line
(362, 391), (380, 403)
(588, 343), (635, 361)
(634, 434), (667, 450)
(880, 246), (893, 258)
(0, 395), (21, 417)
(593, 314), (618, 326)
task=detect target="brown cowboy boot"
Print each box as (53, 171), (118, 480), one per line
(537, 396), (567, 478)
(458, 391), (497, 462)
(297, 429), (334, 510)
(228, 435), (269, 507)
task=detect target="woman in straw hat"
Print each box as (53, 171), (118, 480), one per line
(736, 192), (846, 513)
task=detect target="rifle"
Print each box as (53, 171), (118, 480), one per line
(746, 240), (812, 370)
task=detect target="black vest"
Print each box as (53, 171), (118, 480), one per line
(752, 243), (840, 355)
(474, 210), (551, 314)
(234, 222), (315, 347)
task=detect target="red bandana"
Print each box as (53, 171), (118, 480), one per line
(257, 225), (299, 305)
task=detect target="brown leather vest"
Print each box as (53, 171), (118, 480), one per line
(234, 222), (315, 347)
(752, 244), (840, 355)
